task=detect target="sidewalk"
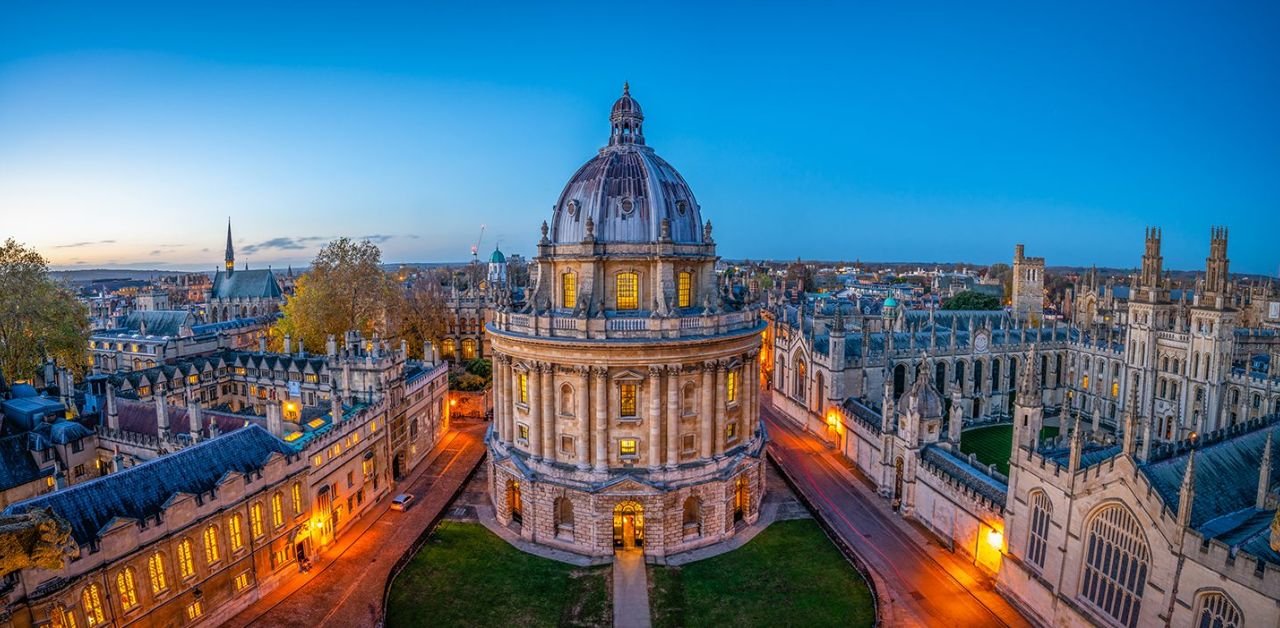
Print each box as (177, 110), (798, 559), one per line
(611, 550), (651, 628)
(224, 422), (488, 628)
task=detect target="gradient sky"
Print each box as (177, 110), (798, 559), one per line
(2, 2), (1278, 275)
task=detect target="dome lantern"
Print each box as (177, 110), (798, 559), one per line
(609, 82), (644, 146)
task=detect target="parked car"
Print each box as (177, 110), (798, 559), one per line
(391, 493), (414, 512)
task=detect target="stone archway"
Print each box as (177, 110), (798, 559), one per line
(612, 501), (644, 549)
(733, 476), (749, 523)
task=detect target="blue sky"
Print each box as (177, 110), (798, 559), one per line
(1, 2), (1277, 274)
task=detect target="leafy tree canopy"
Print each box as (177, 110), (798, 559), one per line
(941, 290), (1002, 311)
(272, 238), (395, 352)
(0, 239), (90, 384)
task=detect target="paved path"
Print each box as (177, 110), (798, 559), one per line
(611, 550), (651, 628)
(763, 397), (1032, 628)
(225, 422), (488, 628)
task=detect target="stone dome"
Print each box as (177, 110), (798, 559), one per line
(548, 85), (704, 245)
(903, 361), (944, 418)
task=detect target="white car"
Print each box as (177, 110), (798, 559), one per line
(390, 493), (414, 512)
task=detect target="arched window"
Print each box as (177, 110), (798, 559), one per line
(1027, 491), (1052, 570)
(292, 481), (304, 515)
(682, 496), (702, 537)
(148, 551), (168, 594)
(1193, 591), (1242, 628)
(955, 361), (966, 386)
(203, 525), (220, 563)
(934, 362), (946, 394)
(682, 383), (696, 415)
(554, 497), (574, 539)
(616, 272), (639, 310)
(442, 338), (456, 358)
(1080, 504), (1149, 627)
(563, 383), (578, 416)
(272, 492), (285, 528)
(462, 338), (477, 360)
(973, 361), (984, 392)
(992, 359), (1002, 391)
(50, 605), (73, 628)
(793, 359), (807, 403)
(562, 272), (577, 309)
(250, 502), (265, 538)
(177, 538), (196, 579)
(117, 567), (139, 610)
(677, 271), (693, 308)
(229, 513), (244, 551)
(82, 584), (106, 626)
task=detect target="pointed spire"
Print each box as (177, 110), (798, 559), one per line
(1259, 434), (1273, 509)
(225, 218), (235, 275)
(1178, 450), (1197, 527)
(1068, 409), (1084, 474)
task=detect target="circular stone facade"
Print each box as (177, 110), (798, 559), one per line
(486, 86), (766, 559)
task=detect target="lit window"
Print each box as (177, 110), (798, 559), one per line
(272, 493), (285, 528)
(185, 600), (203, 621)
(442, 339), (456, 357)
(727, 370), (739, 403)
(234, 571), (252, 592)
(518, 372), (529, 404)
(619, 383), (638, 417)
(148, 552), (168, 594)
(1112, 382), (1119, 398)
(229, 514), (244, 551)
(250, 503), (265, 538)
(203, 525), (220, 563)
(188, 374), (199, 385)
(518, 424), (529, 441)
(52, 605), (76, 628)
(116, 568), (139, 610)
(177, 538), (195, 579)
(726, 421), (738, 439)
(562, 272), (577, 308)
(616, 272), (639, 310)
(1082, 375), (1089, 390)
(82, 584), (106, 626)
(292, 482), (303, 515)
(677, 271), (692, 308)
(312, 455), (323, 467)
(619, 438), (638, 457)
(462, 338), (477, 359)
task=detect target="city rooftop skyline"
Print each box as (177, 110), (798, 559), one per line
(2, 2), (1278, 274)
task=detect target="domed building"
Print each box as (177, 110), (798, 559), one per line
(487, 85), (767, 558)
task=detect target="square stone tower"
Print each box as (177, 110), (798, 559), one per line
(1011, 244), (1045, 324)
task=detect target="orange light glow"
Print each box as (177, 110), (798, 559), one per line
(986, 528), (1004, 551)
(449, 399), (457, 407)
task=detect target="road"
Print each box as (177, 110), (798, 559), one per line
(763, 397), (1032, 627)
(224, 421), (488, 628)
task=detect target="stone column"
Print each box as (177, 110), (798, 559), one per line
(665, 366), (679, 467)
(648, 366), (663, 470)
(700, 363), (714, 458)
(715, 362), (728, 456)
(541, 364), (556, 462)
(529, 364), (543, 459)
(593, 367), (609, 471)
(747, 353), (759, 433)
(576, 367), (590, 469)
(496, 355), (509, 441)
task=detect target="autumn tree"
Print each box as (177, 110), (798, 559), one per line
(0, 239), (90, 384)
(388, 276), (451, 359)
(272, 238), (395, 352)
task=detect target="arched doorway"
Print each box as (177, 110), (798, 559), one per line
(507, 479), (523, 525)
(393, 452), (405, 480)
(612, 501), (644, 549)
(733, 476), (749, 523)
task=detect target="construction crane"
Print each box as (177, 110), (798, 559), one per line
(470, 224), (486, 262)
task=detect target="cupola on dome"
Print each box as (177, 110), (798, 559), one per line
(549, 84), (704, 245)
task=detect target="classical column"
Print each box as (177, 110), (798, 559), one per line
(665, 365), (679, 467)
(746, 352), (759, 434)
(648, 366), (663, 470)
(529, 364), (543, 459)
(541, 363), (556, 461)
(700, 363), (714, 458)
(593, 367), (609, 471)
(495, 355), (509, 441)
(576, 367), (590, 469)
(715, 362), (728, 456)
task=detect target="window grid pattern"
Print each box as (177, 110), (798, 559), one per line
(1194, 592), (1242, 628)
(1027, 491), (1051, 570)
(1080, 505), (1149, 628)
(177, 539), (195, 579)
(620, 383), (638, 417)
(727, 370), (739, 403)
(272, 493), (285, 528)
(562, 272), (577, 309)
(203, 526), (220, 563)
(518, 373), (529, 404)
(148, 552), (168, 593)
(82, 585), (106, 626)
(677, 272), (692, 308)
(116, 568), (139, 610)
(616, 272), (639, 310)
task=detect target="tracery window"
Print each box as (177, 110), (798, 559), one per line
(677, 271), (693, 308)
(203, 525), (220, 563)
(272, 492), (285, 528)
(562, 272), (577, 309)
(1193, 590), (1243, 628)
(116, 567), (139, 610)
(82, 584), (106, 626)
(793, 360), (807, 402)
(148, 551), (168, 594)
(1079, 504), (1149, 628)
(250, 503), (265, 538)
(177, 538), (196, 579)
(1027, 491), (1051, 570)
(292, 481), (304, 515)
(229, 514), (245, 551)
(616, 272), (639, 310)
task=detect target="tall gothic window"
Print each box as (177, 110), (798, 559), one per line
(677, 271), (693, 308)
(82, 584), (106, 626)
(203, 525), (220, 563)
(616, 272), (639, 310)
(1193, 591), (1242, 628)
(794, 360), (807, 402)
(116, 567), (139, 610)
(148, 551), (168, 594)
(1027, 491), (1051, 570)
(177, 538), (196, 579)
(562, 272), (577, 309)
(272, 492), (285, 528)
(250, 502), (265, 538)
(1079, 504), (1149, 628)
(229, 514), (245, 551)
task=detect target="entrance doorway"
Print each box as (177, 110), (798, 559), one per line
(612, 501), (644, 549)
(393, 452), (405, 480)
(733, 476), (748, 523)
(507, 479), (523, 524)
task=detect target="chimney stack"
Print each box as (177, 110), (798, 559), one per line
(283, 334), (292, 354)
(155, 394), (170, 438)
(105, 384), (120, 431)
(266, 402), (284, 438)
(188, 400), (204, 442)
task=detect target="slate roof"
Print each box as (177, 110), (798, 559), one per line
(112, 398), (262, 437)
(3, 425), (292, 546)
(920, 445), (1008, 508)
(118, 310), (194, 337)
(1198, 507), (1280, 566)
(211, 268), (283, 300)
(0, 433), (50, 492)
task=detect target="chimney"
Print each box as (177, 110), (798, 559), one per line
(297, 339), (304, 357)
(331, 391), (343, 423)
(259, 336), (268, 353)
(105, 385), (120, 431)
(326, 335), (338, 357)
(189, 400), (204, 442)
(111, 446), (125, 473)
(283, 334), (292, 354)
(155, 394), (170, 438)
(266, 402), (284, 438)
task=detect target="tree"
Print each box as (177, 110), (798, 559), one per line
(0, 239), (90, 384)
(987, 263), (1012, 301)
(387, 278), (451, 359)
(942, 290), (1002, 311)
(272, 238), (396, 352)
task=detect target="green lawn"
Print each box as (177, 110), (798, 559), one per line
(649, 519), (875, 628)
(959, 424), (1059, 476)
(386, 522), (611, 627)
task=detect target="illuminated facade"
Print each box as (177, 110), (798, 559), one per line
(487, 86), (766, 558)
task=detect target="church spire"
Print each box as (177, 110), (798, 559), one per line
(225, 218), (235, 275)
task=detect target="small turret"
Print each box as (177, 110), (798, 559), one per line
(1259, 434), (1273, 509)
(1177, 451), (1197, 527)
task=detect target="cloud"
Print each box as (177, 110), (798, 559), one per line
(241, 236), (326, 255)
(149, 250), (162, 256)
(361, 234), (395, 244)
(201, 248), (210, 253)
(54, 239), (116, 248)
